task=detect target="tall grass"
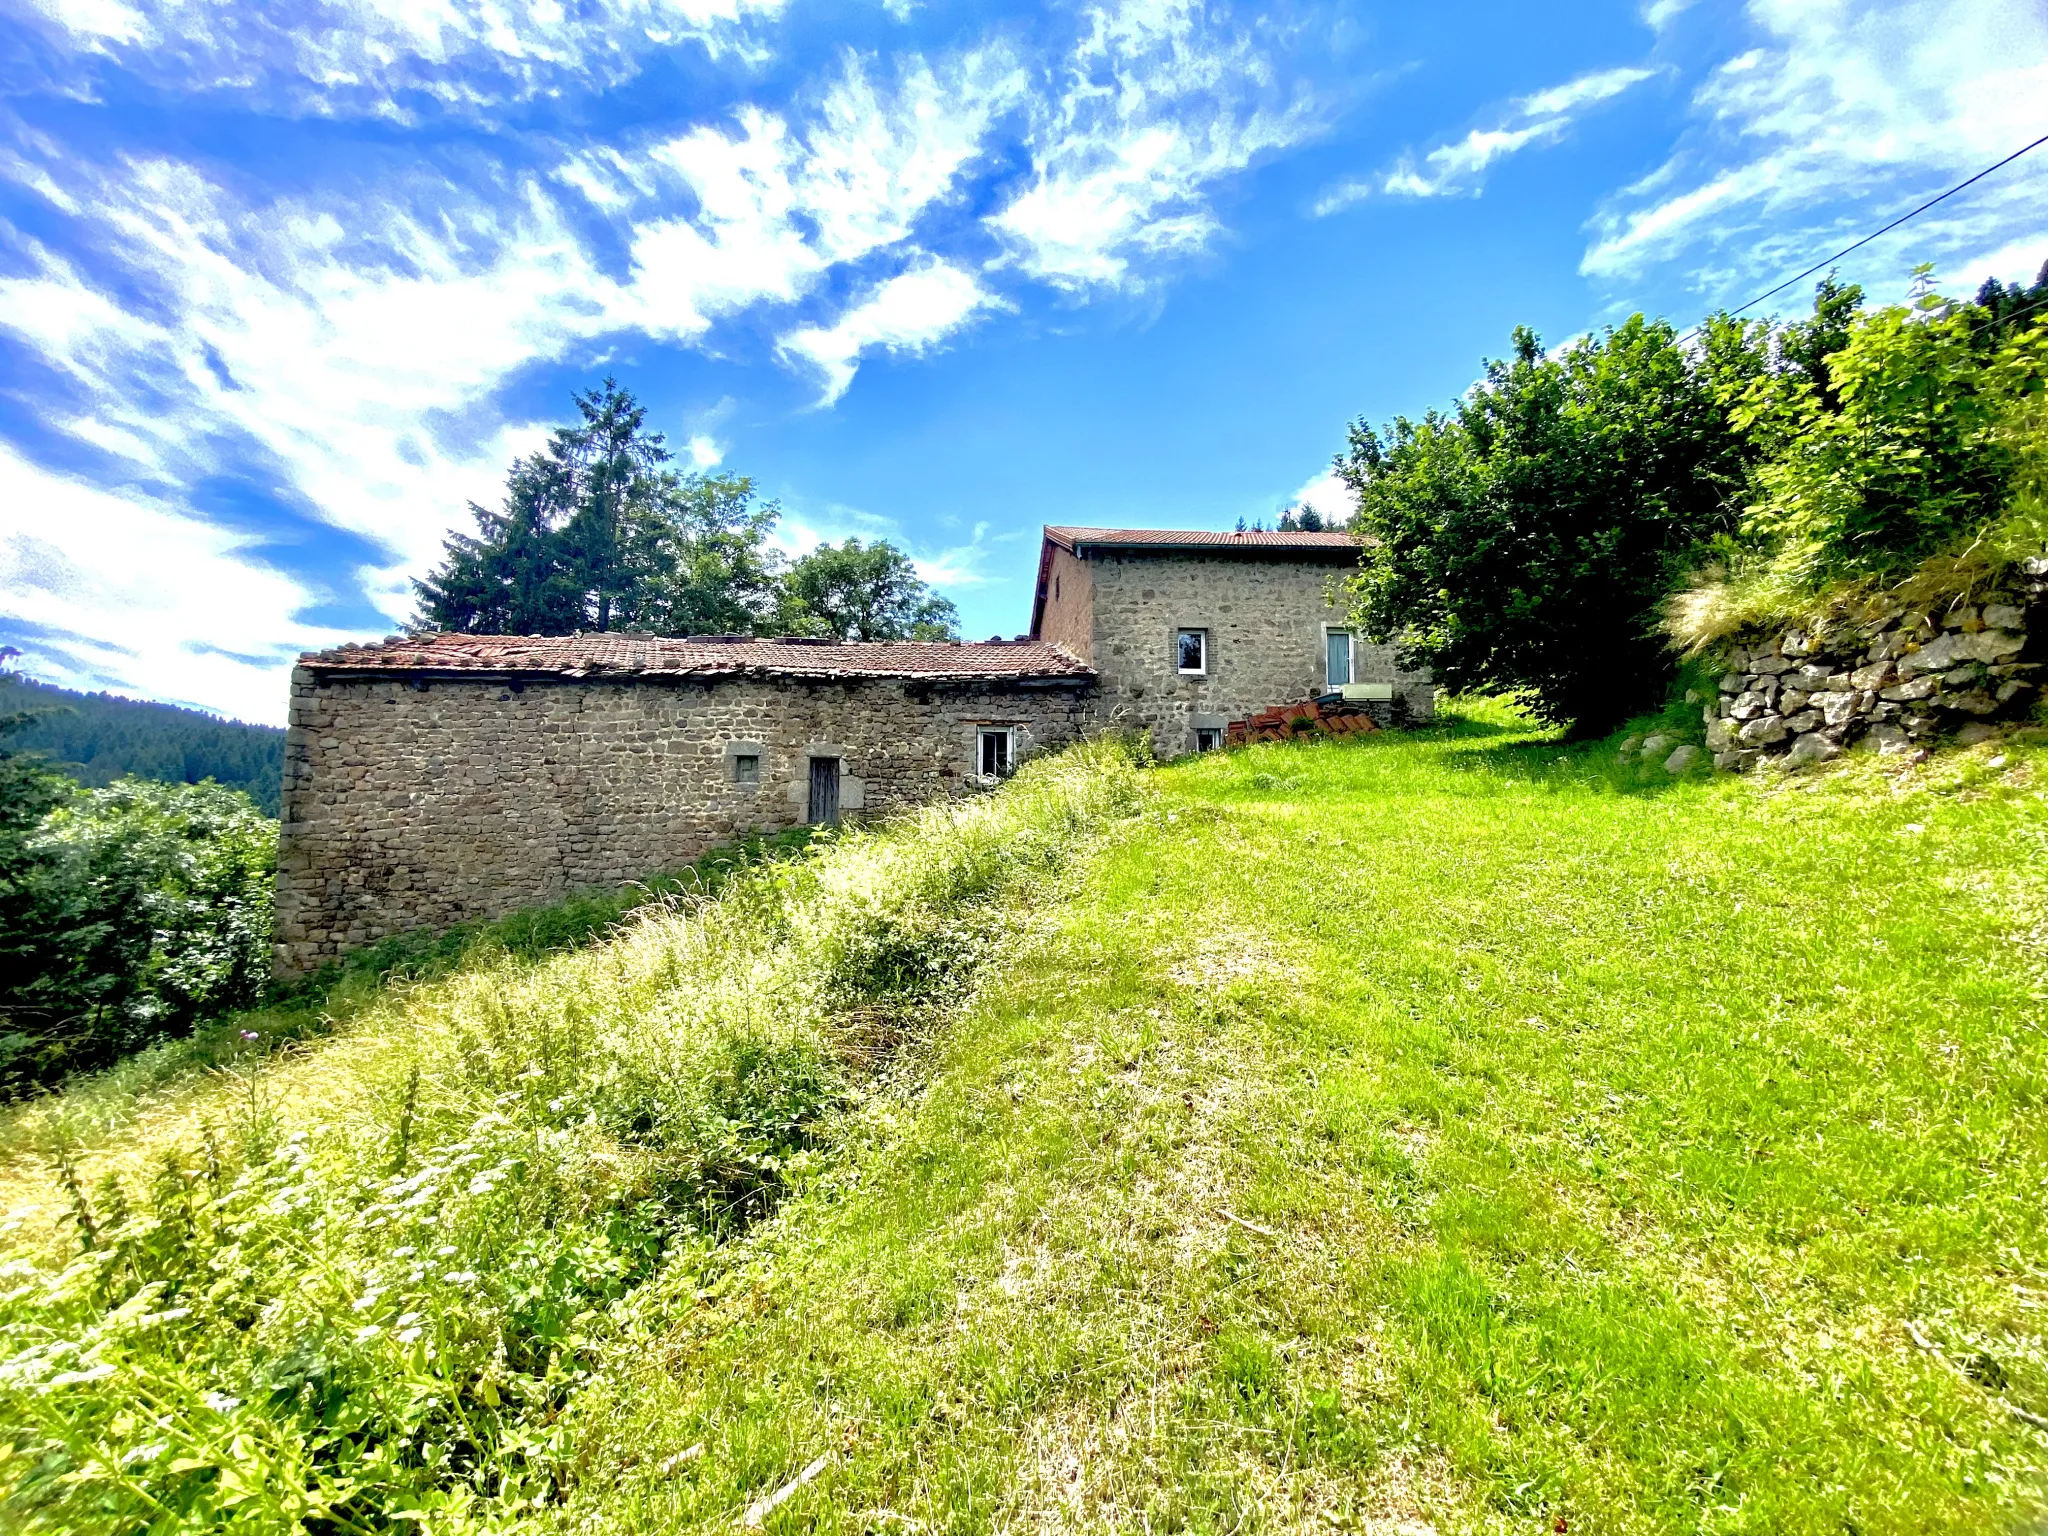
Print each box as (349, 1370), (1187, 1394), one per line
(0, 738), (1142, 1533)
(0, 831), (815, 1163)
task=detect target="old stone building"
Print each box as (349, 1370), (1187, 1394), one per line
(1029, 526), (1435, 748)
(275, 525), (1429, 975)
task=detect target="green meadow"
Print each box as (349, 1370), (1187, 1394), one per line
(4, 707), (2044, 1534)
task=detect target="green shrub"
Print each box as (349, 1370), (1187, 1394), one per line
(1, 779), (275, 1093)
(1669, 282), (2048, 648)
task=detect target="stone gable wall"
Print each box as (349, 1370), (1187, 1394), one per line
(1086, 552), (1435, 753)
(274, 670), (1094, 976)
(1703, 570), (2044, 771)
(1036, 545), (1095, 662)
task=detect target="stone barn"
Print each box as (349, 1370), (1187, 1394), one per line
(274, 525), (1430, 976)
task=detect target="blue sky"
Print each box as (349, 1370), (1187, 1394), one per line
(1, 0), (2044, 724)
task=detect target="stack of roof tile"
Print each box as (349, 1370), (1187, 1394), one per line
(1225, 696), (1382, 746)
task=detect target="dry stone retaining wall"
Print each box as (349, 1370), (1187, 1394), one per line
(1702, 566), (2045, 771)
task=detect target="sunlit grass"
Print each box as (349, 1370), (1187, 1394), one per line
(563, 700), (2048, 1534)
(0, 740), (1143, 1532)
(4, 713), (2044, 1533)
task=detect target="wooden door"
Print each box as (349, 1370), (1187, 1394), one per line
(808, 756), (840, 826)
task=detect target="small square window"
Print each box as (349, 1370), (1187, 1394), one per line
(731, 753), (760, 784)
(1195, 727), (1222, 753)
(1176, 629), (1207, 674)
(978, 727), (1013, 778)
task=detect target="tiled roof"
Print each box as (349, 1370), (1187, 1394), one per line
(1043, 526), (1362, 552)
(301, 632), (1094, 682)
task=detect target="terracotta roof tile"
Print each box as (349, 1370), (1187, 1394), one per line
(300, 632), (1094, 683)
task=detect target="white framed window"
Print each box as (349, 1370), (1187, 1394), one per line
(1195, 727), (1222, 753)
(1326, 628), (1354, 689)
(731, 752), (760, 785)
(1176, 628), (1208, 675)
(978, 727), (1014, 778)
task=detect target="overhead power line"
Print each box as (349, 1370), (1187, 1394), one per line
(1683, 129), (2048, 333)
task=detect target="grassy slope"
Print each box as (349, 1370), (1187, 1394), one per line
(4, 712), (2043, 1533)
(562, 703), (2048, 1535)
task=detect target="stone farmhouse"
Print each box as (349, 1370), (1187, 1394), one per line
(274, 525), (1431, 976)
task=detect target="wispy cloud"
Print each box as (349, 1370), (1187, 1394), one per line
(15, 0), (786, 118)
(0, 46), (1023, 622)
(0, 441), (349, 721)
(781, 259), (1001, 405)
(988, 0), (1321, 290)
(1316, 63), (1657, 213)
(1581, 0), (2048, 296)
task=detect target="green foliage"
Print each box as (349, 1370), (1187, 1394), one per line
(0, 832), (817, 1161)
(0, 738), (1142, 1532)
(775, 538), (961, 641)
(415, 379), (785, 636)
(416, 380), (958, 644)
(0, 680), (80, 1091)
(0, 677), (283, 814)
(1723, 288), (2047, 587)
(1670, 273), (2048, 648)
(1340, 316), (1749, 733)
(1, 777), (276, 1094)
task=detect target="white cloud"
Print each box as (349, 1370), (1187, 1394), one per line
(780, 259), (999, 404)
(0, 1), (1325, 709)
(1288, 468), (1351, 525)
(0, 49), (1022, 605)
(988, 0), (1319, 290)
(0, 441), (346, 723)
(1581, 0), (2048, 298)
(0, 162), (620, 602)
(17, 0), (786, 117)
(1322, 63), (1657, 210)
(1947, 233), (2048, 295)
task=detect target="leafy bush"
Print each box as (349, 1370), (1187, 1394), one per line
(0, 737), (1142, 1532)
(1669, 277), (2048, 648)
(1, 781), (275, 1094)
(1339, 316), (1749, 733)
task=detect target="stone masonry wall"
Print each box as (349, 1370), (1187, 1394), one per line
(1703, 567), (2045, 771)
(1037, 545), (1095, 662)
(274, 669), (1094, 976)
(1086, 552), (1435, 754)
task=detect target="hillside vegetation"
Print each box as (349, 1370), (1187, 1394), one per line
(3, 718), (2045, 1533)
(2, 678), (284, 814)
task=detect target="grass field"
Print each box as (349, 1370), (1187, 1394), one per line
(4, 707), (2045, 1533)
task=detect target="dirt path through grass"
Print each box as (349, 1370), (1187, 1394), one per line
(564, 710), (2048, 1535)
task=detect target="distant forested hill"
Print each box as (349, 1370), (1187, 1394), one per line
(5, 678), (284, 815)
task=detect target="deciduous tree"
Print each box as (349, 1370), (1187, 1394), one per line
(776, 539), (959, 641)
(1340, 316), (1751, 733)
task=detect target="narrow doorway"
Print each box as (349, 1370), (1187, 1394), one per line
(808, 756), (841, 826)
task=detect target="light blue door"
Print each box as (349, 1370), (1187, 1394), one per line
(1326, 630), (1352, 688)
